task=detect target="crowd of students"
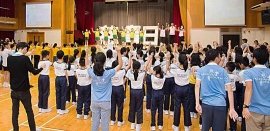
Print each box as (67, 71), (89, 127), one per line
(2, 37), (270, 131)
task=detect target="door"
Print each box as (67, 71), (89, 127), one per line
(27, 32), (45, 44)
(222, 34), (240, 50)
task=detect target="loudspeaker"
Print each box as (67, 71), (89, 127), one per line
(261, 10), (270, 25)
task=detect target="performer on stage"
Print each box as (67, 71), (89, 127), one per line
(103, 28), (109, 46)
(112, 26), (119, 45)
(120, 26), (127, 45)
(92, 27), (101, 45)
(82, 29), (91, 46)
(158, 23), (166, 45)
(168, 23), (176, 45)
(139, 29), (144, 45)
(176, 25), (185, 43)
(127, 28), (136, 45)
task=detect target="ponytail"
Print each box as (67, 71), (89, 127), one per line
(179, 54), (188, 71)
(42, 43), (45, 49)
(183, 60), (188, 71)
(67, 56), (75, 70)
(134, 69), (139, 81)
(159, 52), (164, 63)
(132, 61), (141, 81)
(93, 62), (105, 76)
(68, 61), (71, 70)
(91, 46), (97, 64)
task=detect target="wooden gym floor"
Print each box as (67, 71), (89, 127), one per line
(0, 67), (243, 131)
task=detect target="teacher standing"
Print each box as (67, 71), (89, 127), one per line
(7, 42), (45, 131)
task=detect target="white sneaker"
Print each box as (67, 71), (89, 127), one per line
(76, 92), (78, 97)
(172, 125), (179, 131)
(199, 124), (202, 130)
(57, 109), (61, 114)
(117, 121), (124, 126)
(66, 101), (70, 104)
(184, 126), (190, 131)
(131, 123), (136, 130)
(170, 111), (174, 116)
(42, 108), (52, 113)
(72, 102), (77, 105)
(238, 117), (242, 122)
(164, 110), (169, 115)
(136, 124), (142, 131)
(59, 109), (69, 115)
(77, 114), (82, 119)
(84, 115), (89, 120)
(143, 96), (146, 101)
(124, 98), (127, 101)
(150, 126), (155, 130)
(110, 121), (115, 126)
(193, 113), (197, 118)
(36, 127), (42, 131)
(190, 112), (194, 118)
(158, 125), (163, 130)
(7, 83), (10, 87)
(39, 108), (42, 113)
(146, 109), (150, 114)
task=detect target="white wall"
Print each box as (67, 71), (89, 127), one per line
(190, 28), (220, 47)
(14, 29), (61, 45)
(241, 28), (265, 44)
(264, 27), (270, 43)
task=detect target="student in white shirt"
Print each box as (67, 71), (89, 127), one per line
(126, 61), (146, 131)
(224, 62), (237, 131)
(159, 25), (166, 45)
(53, 50), (69, 115)
(75, 58), (92, 120)
(110, 52), (131, 127)
(167, 53), (192, 131)
(73, 49), (80, 68)
(168, 23), (176, 44)
(121, 47), (128, 68)
(105, 50), (116, 69)
(66, 56), (77, 105)
(2, 42), (13, 87)
(38, 50), (52, 113)
(176, 25), (185, 43)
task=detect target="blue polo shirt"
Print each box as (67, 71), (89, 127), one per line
(88, 68), (116, 102)
(244, 65), (270, 115)
(196, 62), (230, 106)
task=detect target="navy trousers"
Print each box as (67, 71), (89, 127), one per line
(55, 76), (67, 110)
(225, 92), (237, 131)
(38, 75), (50, 109)
(33, 55), (40, 69)
(128, 89), (144, 124)
(241, 86), (246, 131)
(164, 77), (174, 111)
(111, 85), (124, 122)
(151, 89), (164, 127)
(76, 84), (91, 115)
(146, 74), (152, 109)
(235, 82), (244, 117)
(201, 104), (227, 131)
(173, 84), (192, 127)
(66, 76), (77, 102)
(188, 83), (197, 113)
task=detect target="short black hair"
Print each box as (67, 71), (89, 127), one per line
(41, 50), (50, 59)
(242, 38), (248, 43)
(226, 62), (236, 72)
(120, 47), (127, 55)
(240, 57), (249, 67)
(57, 50), (64, 59)
(253, 45), (269, 65)
(205, 49), (219, 62)
(16, 42), (29, 50)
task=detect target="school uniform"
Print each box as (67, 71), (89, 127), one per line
(105, 57), (116, 69)
(179, 29), (185, 42)
(160, 29), (166, 44)
(224, 73), (237, 131)
(38, 60), (52, 109)
(234, 69), (244, 120)
(244, 65), (270, 131)
(111, 69), (126, 123)
(76, 68), (92, 115)
(121, 56), (129, 69)
(66, 64), (77, 103)
(2, 48), (13, 71)
(163, 63), (176, 112)
(170, 66), (192, 127)
(62, 48), (69, 63)
(196, 62), (231, 131)
(126, 69), (145, 125)
(53, 62), (68, 111)
(169, 26), (176, 44)
(150, 75), (165, 127)
(239, 69), (246, 131)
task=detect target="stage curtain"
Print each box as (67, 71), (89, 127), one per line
(263, 0), (270, 2)
(173, 0), (182, 44)
(0, 0), (15, 17)
(0, 31), (14, 40)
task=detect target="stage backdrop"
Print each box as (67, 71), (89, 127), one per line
(93, 1), (173, 27)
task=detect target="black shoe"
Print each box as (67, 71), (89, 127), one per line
(30, 85), (34, 88)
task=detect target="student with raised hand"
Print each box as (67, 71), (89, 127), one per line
(243, 45), (270, 131)
(66, 56), (77, 105)
(88, 46), (122, 131)
(195, 49), (238, 131)
(110, 51), (132, 127)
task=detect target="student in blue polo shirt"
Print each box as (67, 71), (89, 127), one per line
(87, 46), (122, 131)
(195, 49), (238, 131)
(243, 45), (270, 131)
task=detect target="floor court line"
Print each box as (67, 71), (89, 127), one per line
(21, 123), (65, 131)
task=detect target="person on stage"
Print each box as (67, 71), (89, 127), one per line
(127, 28), (137, 45)
(103, 28), (109, 46)
(168, 23), (176, 45)
(82, 29), (91, 46)
(158, 23), (166, 45)
(139, 29), (144, 45)
(92, 27), (101, 45)
(176, 25), (185, 43)
(112, 25), (119, 45)
(120, 26), (127, 45)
